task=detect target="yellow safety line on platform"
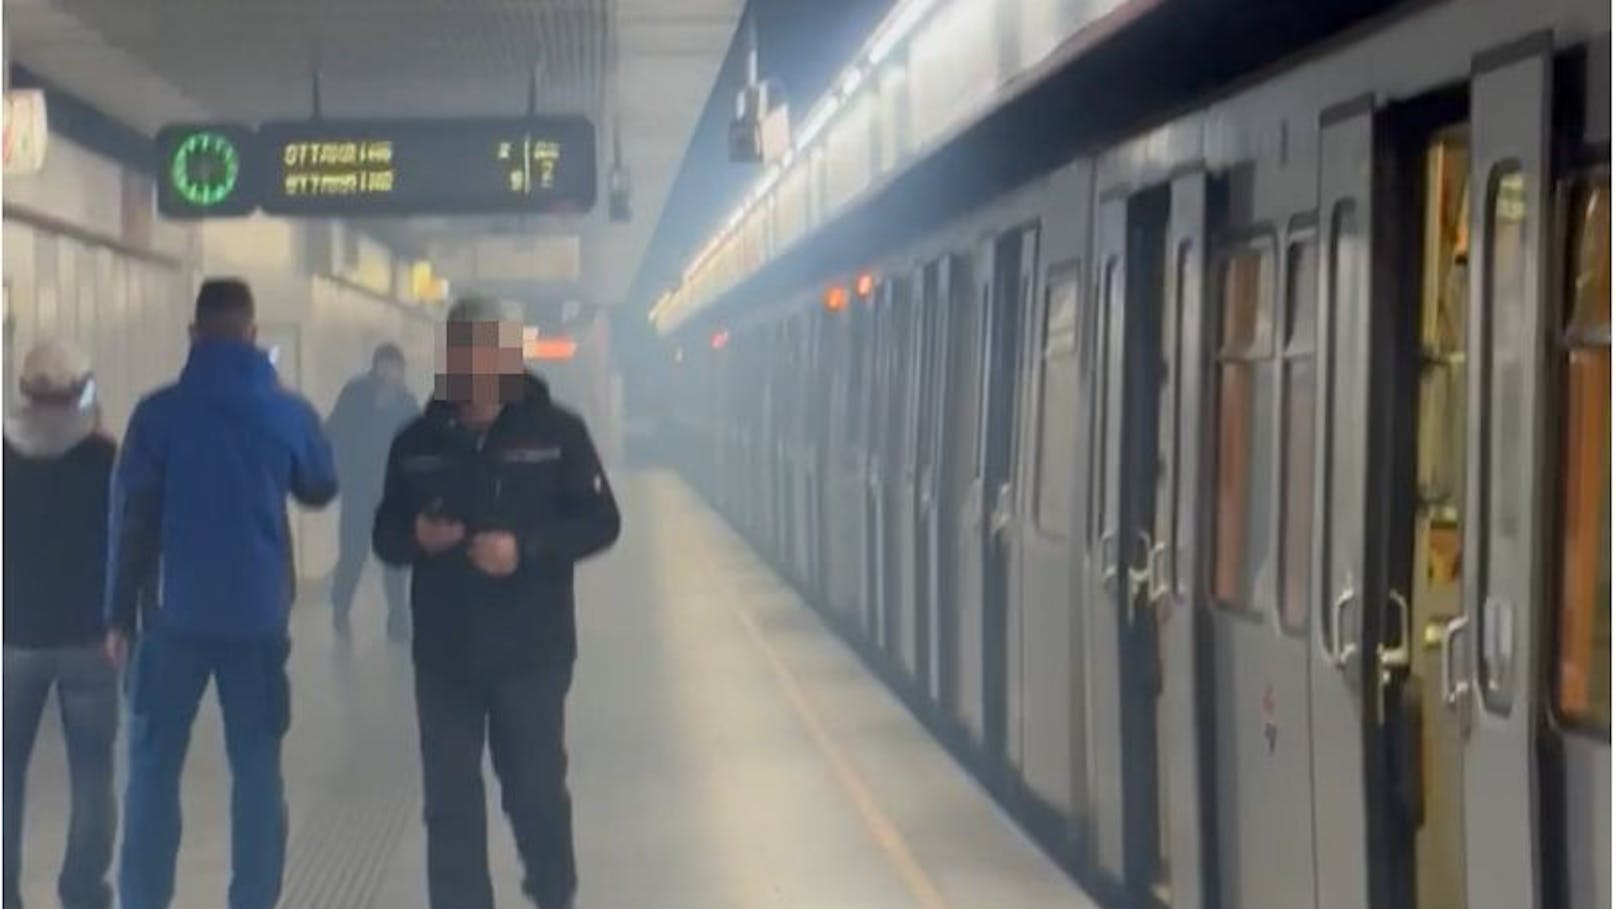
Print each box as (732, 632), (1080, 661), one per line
(727, 582), (953, 909)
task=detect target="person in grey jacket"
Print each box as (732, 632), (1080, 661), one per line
(325, 343), (418, 639)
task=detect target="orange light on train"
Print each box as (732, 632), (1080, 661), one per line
(525, 336), (579, 361)
(711, 330), (731, 350)
(854, 271), (876, 297)
(824, 285), (850, 312)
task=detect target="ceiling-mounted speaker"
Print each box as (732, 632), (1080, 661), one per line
(729, 81), (773, 163)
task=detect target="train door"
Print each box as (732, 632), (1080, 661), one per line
(865, 283), (893, 645)
(1453, 34), (1554, 909)
(792, 314), (814, 584)
(1544, 43), (1610, 909)
(807, 307), (832, 603)
(1156, 169), (1211, 909)
(881, 278), (915, 661)
(1009, 167), (1089, 822)
(930, 252), (963, 701)
(984, 227), (1033, 767)
(1369, 90), (1472, 909)
(1087, 188), (1168, 902)
(914, 260), (949, 696)
(832, 295), (869, 620)
(895, 268), (930, 681)
(1310, 97), (1376, 909)
(860, 287), (886, 639)
(1202, 136), (1340, 909)
(947, 241), (992, 742)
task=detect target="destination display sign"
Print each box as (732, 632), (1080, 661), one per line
(156, 116), (597, 219)
(258, 117), (596, 216)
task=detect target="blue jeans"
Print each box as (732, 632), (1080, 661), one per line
(2, 644), (119, 909)
(119, 624), (291, 909)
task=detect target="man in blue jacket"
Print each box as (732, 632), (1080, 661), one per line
(105, 278), (337, 909)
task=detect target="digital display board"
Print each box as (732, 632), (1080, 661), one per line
(258, 116), (596, 217)
(155, 116), (596, 219)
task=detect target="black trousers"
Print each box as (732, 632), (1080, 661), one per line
(414, 662), (575, 909)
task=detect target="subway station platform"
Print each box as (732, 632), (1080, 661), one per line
(15, 472), (1098, 909)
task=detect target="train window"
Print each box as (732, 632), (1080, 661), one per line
(1555, 172), (1611, 732)
(1278, 236), (1318, 633)
(1034, 261), (1081, 538)
(1212, 241), (1277, 614)
(1479, 165), (1529, 714)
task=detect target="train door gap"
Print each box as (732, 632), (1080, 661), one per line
(983, 228), (1031, 774)
(1372, 87), (1472, 909)
(1121, 185), (1172, 908)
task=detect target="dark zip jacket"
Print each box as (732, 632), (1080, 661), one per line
(373, 374), (620, 676)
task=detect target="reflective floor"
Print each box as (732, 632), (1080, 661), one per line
(15, 472), (1098, 908)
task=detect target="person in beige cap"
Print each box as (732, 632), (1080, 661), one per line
(3, 340), (119, 909)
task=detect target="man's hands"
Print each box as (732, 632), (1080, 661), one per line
(415, 514), (467, 554)
(416, 513), (518, 577)
(468, 531), (519, 577)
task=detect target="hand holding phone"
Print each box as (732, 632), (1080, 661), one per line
(415, 500), (466, 555)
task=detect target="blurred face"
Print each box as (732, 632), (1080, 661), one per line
(438, 319), (525, 406)
(375, 359), (405, 388)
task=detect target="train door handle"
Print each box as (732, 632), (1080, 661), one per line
(1126, 530), (1155, 606)
(1146, 540), (1171, 609)
(1379, 589), (1413, 669)
(989, 482), (1014, 539)
(1375, 590), (1414, 726)
(1098, 531), (1118, 590)
(1324, 577), (1359, 669)
(1439, 614), (1472, 712)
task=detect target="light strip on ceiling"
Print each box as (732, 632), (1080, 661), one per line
(662, 0), (947, 329)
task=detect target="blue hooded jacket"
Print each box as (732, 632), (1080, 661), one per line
(106, 339), (338, 638)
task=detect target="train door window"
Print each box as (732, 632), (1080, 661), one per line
(914, 264), (941, 476)
(1554, 171), (1611, 731)
(946, 257), (985, 485)
(1478, 165), (1529, 713)
(1089, 258), (1120, 548)
(1034, 260), (1081, 538)
(1278, 233), (1319, 633)
(1211, 238), (1278, 614)
(903, 277), (925, 471)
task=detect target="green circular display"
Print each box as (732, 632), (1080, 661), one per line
(168, 131), (241, 207)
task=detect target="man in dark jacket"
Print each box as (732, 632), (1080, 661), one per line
(106, 278), (338, 909)
(3, 341), (119, 909)
(373, 296), (619, 909)
(326, 342), (417, 639)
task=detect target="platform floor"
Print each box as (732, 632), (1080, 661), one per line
(15, 471), (1098, 908)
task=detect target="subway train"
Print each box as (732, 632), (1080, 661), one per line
(652, 0), (1611, 907)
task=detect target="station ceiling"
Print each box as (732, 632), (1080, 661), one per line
(5, 0), (744, 306)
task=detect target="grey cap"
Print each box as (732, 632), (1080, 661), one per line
(446, 295), (518, 325)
